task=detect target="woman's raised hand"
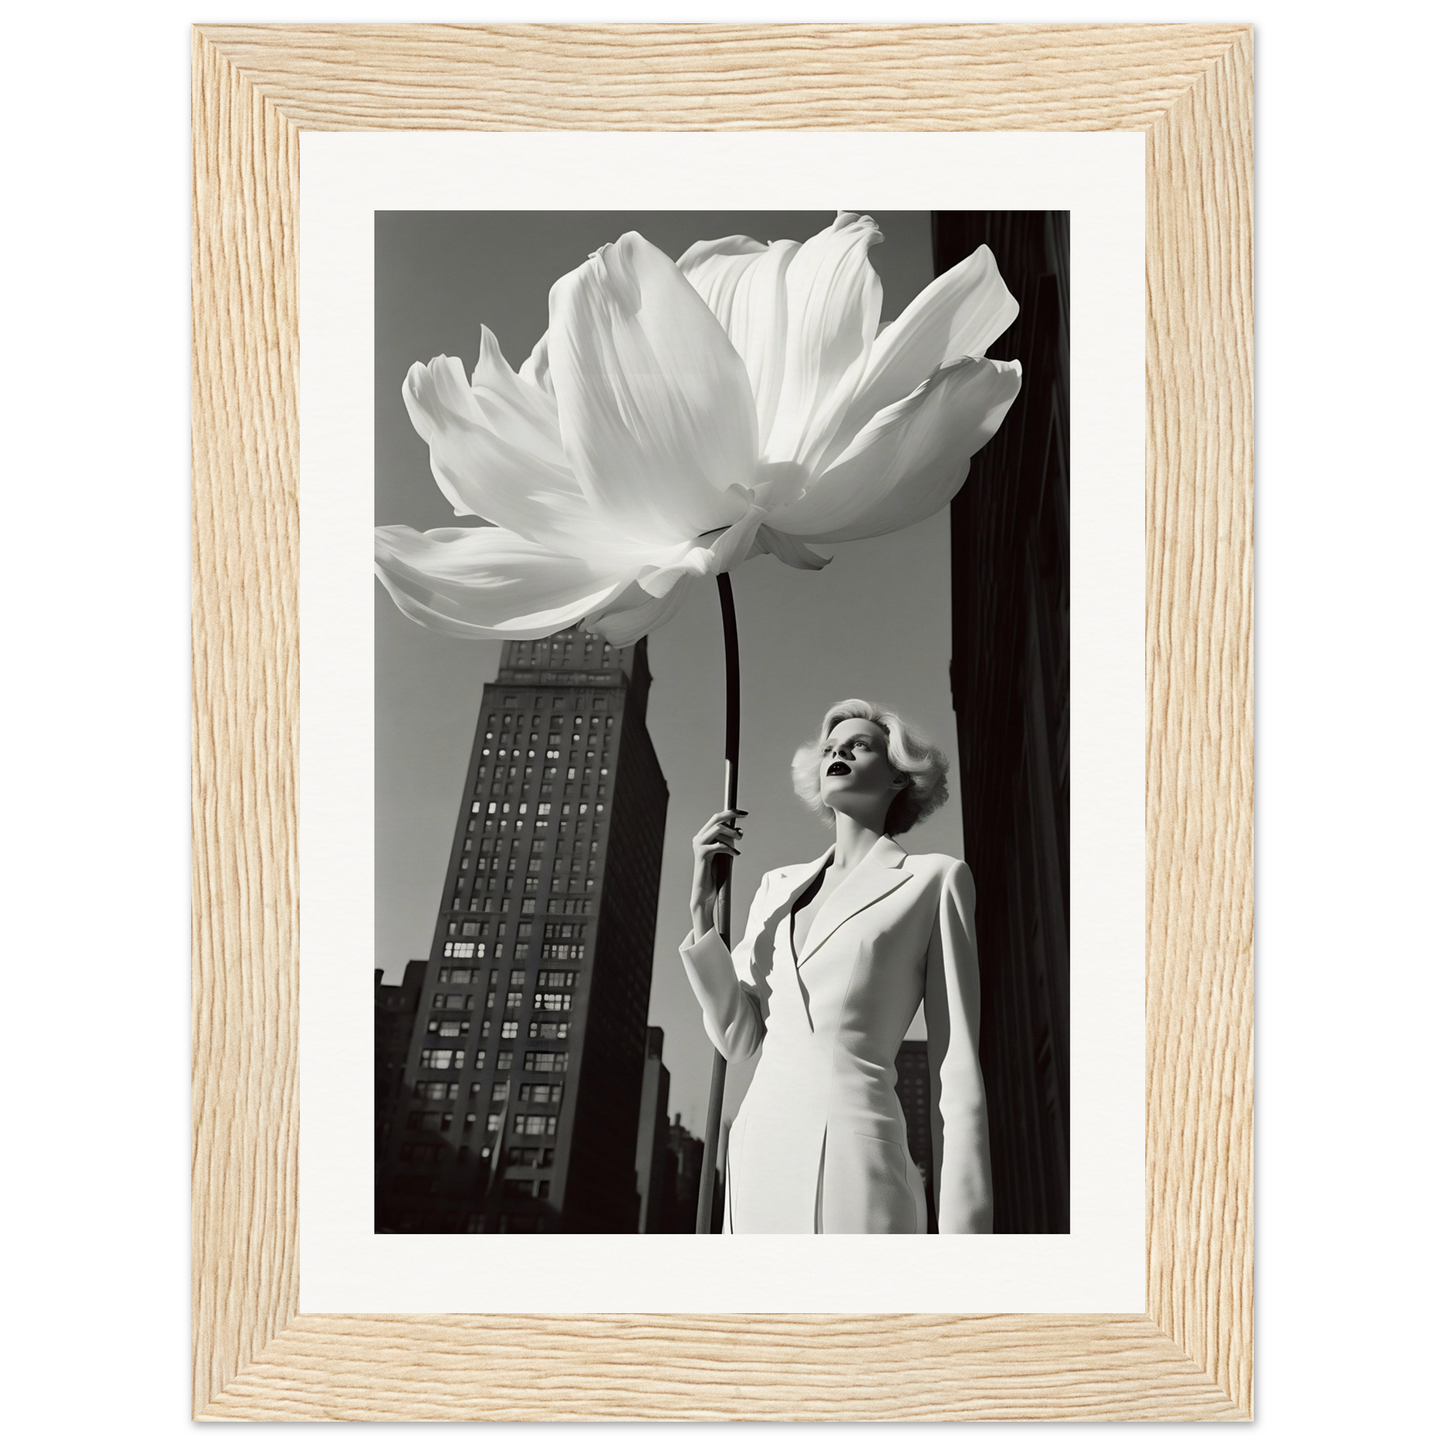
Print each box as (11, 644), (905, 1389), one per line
(690, 808), (747, 939)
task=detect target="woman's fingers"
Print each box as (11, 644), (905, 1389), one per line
(703, 808), (748, 829)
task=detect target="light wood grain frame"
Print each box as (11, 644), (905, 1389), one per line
(192, 22), (1253, 1422)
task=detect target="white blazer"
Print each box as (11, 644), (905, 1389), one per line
(680, 833), (992, 1234)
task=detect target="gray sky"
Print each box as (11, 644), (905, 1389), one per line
(376, 210), (964, 1134)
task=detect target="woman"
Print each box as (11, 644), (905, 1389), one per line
(680, 700), (992, 1234)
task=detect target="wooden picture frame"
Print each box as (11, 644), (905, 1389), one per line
(192, 23), (1252, 1421)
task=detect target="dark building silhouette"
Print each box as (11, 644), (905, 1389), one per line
(893, 1040), (939, 1233)
(661, 1113), (721, 1234)
(375, 960), (426, 1174)
(635, 1027), (672, 1234)
(937, 211), (1071, 1234)
(376, 629), (669, 1233)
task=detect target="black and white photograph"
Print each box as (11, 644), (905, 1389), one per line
(370, 209), (1070, 1237)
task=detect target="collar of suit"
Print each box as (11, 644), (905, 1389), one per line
(774, 833), (913, 966)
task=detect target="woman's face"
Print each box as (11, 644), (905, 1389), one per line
(818, 717), (904, 821)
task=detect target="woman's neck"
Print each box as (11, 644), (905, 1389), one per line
(831, 811), (887, 872)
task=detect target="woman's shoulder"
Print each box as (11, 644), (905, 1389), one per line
(899, 848), (970, 878)
(899, 850), (975, 897)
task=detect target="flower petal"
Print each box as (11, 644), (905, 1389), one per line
(402, 352), (595, 552)
(764, 212), (883, 474)
(585, 578), (694, 648)
(634, 500), (770, 597)
(548, 231), (759, 545)
(833, 244), (1019, 458)
(752, 524), (832, 571)
(519, 331), (552, 395)
(768, 358), (1022, 542)
(678, 234), (798, 451)
(375, 523), (629, 640)
(470, 325), (560, 442)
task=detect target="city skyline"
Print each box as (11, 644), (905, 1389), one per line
(375, 211), (966, 1136)
(376, 630), (670, 1232)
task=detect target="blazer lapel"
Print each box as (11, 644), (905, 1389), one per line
(796, 835), (911, 966)
(772, 850), (834, 966)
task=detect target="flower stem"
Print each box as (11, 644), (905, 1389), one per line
(695, 573), (740, 1233)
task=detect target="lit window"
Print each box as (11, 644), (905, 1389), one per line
(431, 993), (473, 1010)
(491, 1081), (509, 1102)
(413, 1080), (458, 1101)
(496, 1049), (513, 1071)
(523, 1050), (568, 1073)
(427, 1018), (469, 1038)
(501, 1020), (518, 1039)
(486, 1113), (502, 1133)
(527, 1020), (570, 1041)
(533, 992), (572, 1012)
(519, 1083), (563, 1104)
(419, 1048), (461, 1070)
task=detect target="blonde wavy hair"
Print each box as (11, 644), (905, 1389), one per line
(791, 699), (950, 836)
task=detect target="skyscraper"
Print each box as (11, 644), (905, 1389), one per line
(634, 1026), (671, 1234)
(893, 1040), (939, 1233)
(377, 629), (669, 1233)
(939, 211), (1070, 1232)
(375, 960), (426, 1181)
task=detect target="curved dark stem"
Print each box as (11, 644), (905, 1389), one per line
(696, 573), (740, 1233)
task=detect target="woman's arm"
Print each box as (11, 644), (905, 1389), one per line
(678, 918), (768, 1062)
(924, 859), (993, 1233)
(679, 810), (768, 1062)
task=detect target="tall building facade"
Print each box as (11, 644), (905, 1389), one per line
(634, 1026), (671, 1234)
(376, 629), (669, 1233)
(893, 1040), (939, 1233)
(375, 960), (426, 1172)
(938, 212), (1071, 1232)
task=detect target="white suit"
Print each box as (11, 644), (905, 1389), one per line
(680, 833), (992, 1234)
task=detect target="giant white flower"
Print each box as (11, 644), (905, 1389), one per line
(376, 213), (1022, 646)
